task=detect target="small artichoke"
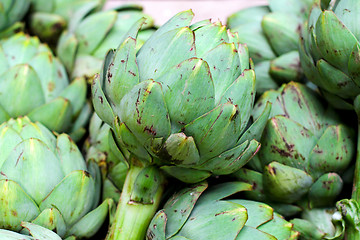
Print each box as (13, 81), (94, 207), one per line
(28, 0), (104, 45)
(0, 33), (89, 140)
(85, 113), (128, 203)
(227, 0), (315, 94)
(57, 4), (155, 79)
(0, 117), (113, 239)
(147, 181), (299, 240)
(233, 82), (355, 215)
(299, 0), (360, 109)
(0, 0), (30, 39)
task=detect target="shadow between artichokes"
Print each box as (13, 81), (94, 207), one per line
(0, 117), (114, 239)
(92, 9), (271, 240)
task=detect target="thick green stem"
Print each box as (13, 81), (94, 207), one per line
(106, 156), (165, 240)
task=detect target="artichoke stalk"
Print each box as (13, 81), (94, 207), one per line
(57, 4), (156, 79)
(233, 82), (355, 216)
(299, 0), (360, 238)
(0, 117), (114, 239)
(0, 33), (90, 141)
(92, 10), (271, 240)
(147, 181), (299, 240)
(227, 0), (316, 94)
(0, 0), (30, 39)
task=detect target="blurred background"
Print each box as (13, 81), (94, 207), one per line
(105, 0), (268, 25)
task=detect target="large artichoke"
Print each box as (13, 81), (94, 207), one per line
(227, 0), (315, 94)
(147, 181), (299, 240)
(92, 10), (271, 240)
(0, 117), (113, 239)
(85, 113), (127, 203)
(0, 33), (89, 140)
(57, 4), (155, 79)
(233, 82), (355, 215)
(28, 0), (104, 46)
(0, 0), (30, 39)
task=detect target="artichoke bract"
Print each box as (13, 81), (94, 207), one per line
(57, 4), (156, 79)
(299, 0), (360, 109)
(0, 222), (62, 240)
(92, 10), (271, 240)
(233, 82), (355, 215)
(0, 33), (89, 141)
(227, 0), (315, 94)
(147, 181), (299, 240)
(0, 117), (113, 239)
(291, 208), (345, 240)
(0, 0), (30, 39)
(85, 113), (128, 203)
(28, 0), (104, 46)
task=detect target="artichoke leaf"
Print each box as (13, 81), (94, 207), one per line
(0, 180), (40, 231)
(31, 208), (67, 237)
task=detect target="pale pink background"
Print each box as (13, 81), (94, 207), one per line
(105, 0), (268, 25)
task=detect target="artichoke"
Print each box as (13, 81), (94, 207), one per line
(0, 0), (30, 39)
(0, 222), (63, 240)
(85, 113), (127, 203)
(299, 0), (360, 110)
(0, 33), (90, 141)
(147, 181), (299, 240)
(28, 0), (104, 46)
(57, 4), (156, 79)
(233, 82), (355, 215)
(227, 0), (315, 94)
(92, 10), (271, 240)
(291, 208), (345, 239)
(0, 117), (113, 239)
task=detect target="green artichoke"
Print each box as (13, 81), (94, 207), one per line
(291, 208), (345, 240)
(28, 0), (104, 46)
(147, 181), (299, 240)
(92, 10), (271, 240)
(85, 113), (128, 203)
(227, 0), (315, 94)
(0, 33), (90, 141)
(233, 82), (355, 215)
(0, 117), (113, 239)
(299, 0), (360, 109)
(0, 0), (30, 39)
(0, 222), (63, 240)
(57, 4), (156, 79)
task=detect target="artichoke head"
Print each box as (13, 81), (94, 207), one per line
(234, 82), (355, 213)
(299, 0), (360, 109)
(0, 117), (113, 238)
(0, 0), (30, 39)
(0, 33), (90, 140)
(147, 181), (299, 240)
(92, 10), (272, 184)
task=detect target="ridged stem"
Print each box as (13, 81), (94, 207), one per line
(106, 156), (165, 240)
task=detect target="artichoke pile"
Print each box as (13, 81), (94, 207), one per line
(2, 0), (360, 239)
